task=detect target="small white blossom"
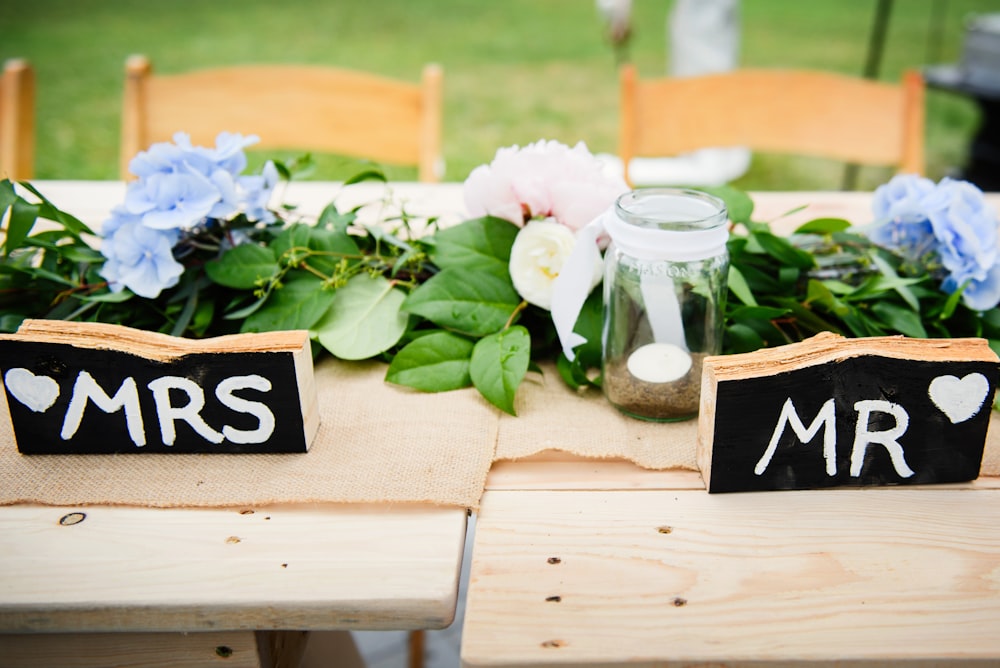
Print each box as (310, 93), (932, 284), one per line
(509, 219), (602, 310)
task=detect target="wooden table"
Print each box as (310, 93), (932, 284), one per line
(6, 183), (1000, 666)
(460, 191), (1000, 667)
(0, 503), (467, 667)
(463, 460), (1000, 667)
(0, 181), (472, 668)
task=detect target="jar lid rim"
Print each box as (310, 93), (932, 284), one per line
(614, 188), (728, 230)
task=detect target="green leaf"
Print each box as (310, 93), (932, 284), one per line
(242, 275), (331, 332)
(772, 297), (845, 337)
(697, 185), (753, 224)
(938, 281), (967, 321)
(724, 322), (764, 353)
(570, 288), (603, 369)
(272, 223), (313, 266)
(470, 325), (531, 415)
(205, 244), (279, 289)
(727, 265), (757, 306)
(753, 231), (815, 269)
(729, 305), (791, 321)
(867, 252), (919, 311)
(4, 198), (40, 257)
(224, 296), (269, 320)
(0, 179), (17, 210)
(0, 313), (26, 333)
(304, 225), (361, 274)
(821, 279), (859, 295)
(430, 216), (519, 271)
(794, 217), (852, 235)
(16, 181), (94, 236)
(806, 279), (851, 316)
(318, 202), (355, 234)
(80, 290), (133, 304)
(343, 168), (386, 185)
(385, 331), (474, 391)
(871, 301), (928, 338)
(556, 354), (584, 390)
(777, 266), (800, 291)
(313, 274), (407, 360)
(845, 273), (922, 303)
(402, 266), (520, 336)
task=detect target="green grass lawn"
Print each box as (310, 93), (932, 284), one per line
(2, 0), (996, 190)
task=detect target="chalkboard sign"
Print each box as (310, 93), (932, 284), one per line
(698, 333), (998, 493)
(0, 320), (319, 454)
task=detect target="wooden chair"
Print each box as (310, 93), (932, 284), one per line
(0, 58), (35, 180)
(618, 64), (925, 186)
(121, 55), (443, 182)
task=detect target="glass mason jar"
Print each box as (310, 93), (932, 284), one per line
(601, 188), (729, 422)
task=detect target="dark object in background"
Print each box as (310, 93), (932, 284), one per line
(925, 13), (1000, 191)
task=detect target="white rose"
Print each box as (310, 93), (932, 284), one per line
(509, 219), (603, 310)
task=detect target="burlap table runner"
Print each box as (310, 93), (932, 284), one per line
(0, 358), (498, 509)
(1, 360), (997, 510)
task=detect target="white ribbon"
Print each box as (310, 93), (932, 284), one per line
(551, 206), (728, 361)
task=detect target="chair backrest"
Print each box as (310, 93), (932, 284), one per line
(0, 58), (35, 180)
(121, 55), (443, 182)
(618, 64), (925, 186)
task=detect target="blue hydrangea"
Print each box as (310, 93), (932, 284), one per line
(100, 132), (279, 298)
(868, 174), (1000, 312)
(99, 207), (183, 298)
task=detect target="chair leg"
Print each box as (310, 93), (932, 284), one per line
(408, 630), (425, 668)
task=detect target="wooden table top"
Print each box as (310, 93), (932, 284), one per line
(0, 502), (467, 632)
(462, 469), (1000, 667)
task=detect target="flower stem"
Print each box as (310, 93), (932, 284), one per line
(504, 300), (529, 329)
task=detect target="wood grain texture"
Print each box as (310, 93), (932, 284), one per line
(462, 488), (1000, 667)
(0, 58), (35, 180)
(618, 65), (924, 186)
(0, 631), (261, 668)
(121, 56), (443, 181)
(0, 503), (466, 632)
(488, 452), (705, 491)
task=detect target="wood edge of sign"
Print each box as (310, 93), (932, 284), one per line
(294, 341), (321, 451)
(696, 333), (998, 492)
(4, 320), (310, 360)
(703, 332), (998, 382)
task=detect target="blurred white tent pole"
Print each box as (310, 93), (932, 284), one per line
(668, 0), (741, 76)
(594, 0), (750, 186)
(624, 0), (751, 187)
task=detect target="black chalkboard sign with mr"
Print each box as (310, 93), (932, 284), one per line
(698, 333), (998, 493)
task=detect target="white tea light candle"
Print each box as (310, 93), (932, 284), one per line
(626, 342), (692, 383)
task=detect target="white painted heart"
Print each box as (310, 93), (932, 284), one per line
(4, 368), (60, 413)
(928, 373), (991, 424)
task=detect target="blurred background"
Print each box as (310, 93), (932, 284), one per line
(2, 0), (997, 190)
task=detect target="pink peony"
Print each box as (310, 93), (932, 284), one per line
(463, 140), (627, 231)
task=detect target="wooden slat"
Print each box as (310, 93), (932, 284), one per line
(0, 503), (466, 632)
(121, 57), (443, 181)
(618, 66), (926, 186)
(0, 58), (35, 180)
(462, 488), (1000, 667)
